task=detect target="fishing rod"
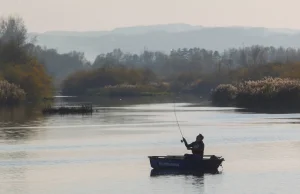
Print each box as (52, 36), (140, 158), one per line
(173, 97), (185, 143)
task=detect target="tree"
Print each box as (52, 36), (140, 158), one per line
(0, 15), (53, 102)
(0, 16), (29, 64)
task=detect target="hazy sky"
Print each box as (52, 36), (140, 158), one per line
(0, 0), (299, 32)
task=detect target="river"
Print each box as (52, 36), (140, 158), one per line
(0, 96), (300, 194)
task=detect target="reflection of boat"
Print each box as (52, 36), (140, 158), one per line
(148, 154), (224, 172)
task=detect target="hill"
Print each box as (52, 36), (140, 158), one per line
(30, 23), (300, 61)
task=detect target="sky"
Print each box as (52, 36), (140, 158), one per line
(0, 0), (299, 32)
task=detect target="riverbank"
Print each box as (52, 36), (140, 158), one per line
(86, 84), (171, 97)
(211, 77), (300, 108)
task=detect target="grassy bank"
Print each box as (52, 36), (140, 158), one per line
(211, 77), (300, 108)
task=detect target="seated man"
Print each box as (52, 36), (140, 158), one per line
(182, 134), (205, 159)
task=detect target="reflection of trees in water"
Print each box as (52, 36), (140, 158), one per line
(96, 108), (152, 124)
(235, 107), (300, 114)
(67, 95), (204, 107)
(1, 127), (36, 140)
(0, 105), (44, 140)
(49, 95), (208, 125)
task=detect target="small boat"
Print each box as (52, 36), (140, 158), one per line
(148, 154), (225, 172)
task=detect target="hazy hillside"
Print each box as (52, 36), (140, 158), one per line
(30, 24), (300, 61)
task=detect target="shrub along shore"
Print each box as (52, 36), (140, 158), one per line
(211, 77), (300, 108)
(0, 80), (26, 105)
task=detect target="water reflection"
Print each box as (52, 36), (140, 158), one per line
(235, 107), (300, 114)
(0, 97), (300, 194)
(0, 105), (44, 141)
(149, 169), (209, 194)
(0, 151), (28, 194)
(67, 95), (205, 107)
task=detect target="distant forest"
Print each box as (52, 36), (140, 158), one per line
(3, 15), (300, 101)
(25, 34), (300, 96)
(91, 46), (300, 74)
(61, 47), (300, 96)
(36, 45), (300, 80)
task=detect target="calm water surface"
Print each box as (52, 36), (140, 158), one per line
(0, 97), (300, 194)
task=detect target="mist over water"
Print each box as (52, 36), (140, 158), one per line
(0, 97), (300, 194)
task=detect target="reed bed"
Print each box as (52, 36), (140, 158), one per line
(0, 80), (26, 105)
(211, 77), (300, 108)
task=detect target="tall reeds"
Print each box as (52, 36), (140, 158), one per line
(0, 80), (26, 105)
(211, 77), (300, 107)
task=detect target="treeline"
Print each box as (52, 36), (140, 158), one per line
(0, 16), (53, 103)
(31, 32), (300, 86)
(61, 67), (166, 96)
(33, 47), (91, 83)
(61, 46), (300, 96)
(62, 60), (300, 97)
(55, 45), (300, 81)
(91, 46), (300, 76)
(5, 16), (300, 100)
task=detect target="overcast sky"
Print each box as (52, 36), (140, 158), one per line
(0, 0), (298, 32)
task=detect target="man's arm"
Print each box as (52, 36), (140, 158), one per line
(182, 138), (194, 149)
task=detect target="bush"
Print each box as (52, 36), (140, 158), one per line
(0, 80), (25, 105)
(235, 77), (300, 107)
(212, 77), (300, 108)
(211, 84), (238, 105)
(61, 67), (160, 96)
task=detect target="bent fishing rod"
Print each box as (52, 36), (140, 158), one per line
(173, 97), (185, 143)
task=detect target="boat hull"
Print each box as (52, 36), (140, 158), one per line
(148, 154), (224, 172)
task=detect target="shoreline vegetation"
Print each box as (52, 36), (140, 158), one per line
(211, 77), (300, 108)
(0, 16), (53, 105)
(3, 15), (300, 112)
(0, 80), (25, 105)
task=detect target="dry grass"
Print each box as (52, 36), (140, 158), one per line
(211, 77), (300, 107)
(0, 80), (26, 105)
